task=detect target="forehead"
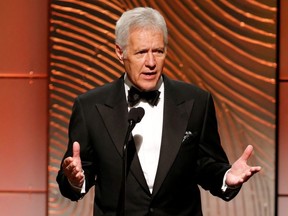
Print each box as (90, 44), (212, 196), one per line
(128, 28), (165, 48)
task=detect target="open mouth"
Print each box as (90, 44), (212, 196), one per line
(142, 72), (157, 76)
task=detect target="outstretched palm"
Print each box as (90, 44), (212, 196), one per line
(226, 145), (261, 187)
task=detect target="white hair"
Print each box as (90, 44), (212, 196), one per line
(115, 7), (168, 54)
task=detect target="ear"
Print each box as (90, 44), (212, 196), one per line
(115, 44), (124, 64)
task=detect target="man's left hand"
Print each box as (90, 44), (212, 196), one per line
(226, 145), (261, 188)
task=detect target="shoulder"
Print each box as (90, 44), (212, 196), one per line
(76, 76), (124, 104)
(163, 75), (211, 100)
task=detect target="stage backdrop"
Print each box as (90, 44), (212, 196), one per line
(48, 1), (276, 216)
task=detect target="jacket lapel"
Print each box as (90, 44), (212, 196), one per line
(95, 76), (150, 193)
(152, 76), (194, 196)
(95, 77), (128, 157)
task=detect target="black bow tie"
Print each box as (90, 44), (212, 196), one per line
(128, 86), (161, 107)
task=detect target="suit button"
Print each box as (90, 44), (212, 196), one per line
(149, 207), (154, 212)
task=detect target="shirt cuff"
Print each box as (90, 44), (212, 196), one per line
(221, 168), (240, 192)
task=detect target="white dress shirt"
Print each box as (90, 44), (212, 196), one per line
(124, 76), (164, 194)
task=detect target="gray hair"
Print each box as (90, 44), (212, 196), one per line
(115, 7), (168, 54)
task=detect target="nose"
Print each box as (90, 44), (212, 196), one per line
(145, 51), (156, 68)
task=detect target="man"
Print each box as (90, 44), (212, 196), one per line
(57, 7), (261, 216)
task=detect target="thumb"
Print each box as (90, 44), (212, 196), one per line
(72, 141), (81, 159)
(240, 145), (253, 162)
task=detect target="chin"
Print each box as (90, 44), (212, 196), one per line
(142, 85), (158, 91)
(136, 78), (160, 91)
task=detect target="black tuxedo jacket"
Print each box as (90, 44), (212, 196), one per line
(57, 75), (238, 216)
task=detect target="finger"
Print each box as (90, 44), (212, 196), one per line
(70, 169), (85, 185)
(63, 165), (76, 179)
(240, 145), (253, 162)
(73, 141), (81, 159)
(71, 167), (81, 177)
(75, 170), (85, 179)
(71, 165), (83, 175)
(62, 157), (73, 168)
(64, 162), (76, 174)
(250, 166), (262, 173)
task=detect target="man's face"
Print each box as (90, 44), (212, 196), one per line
(116, 28), (166, 91)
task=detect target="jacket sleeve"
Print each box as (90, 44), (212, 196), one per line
(196, 93), (240, 201)
(56, 97), (96, 201)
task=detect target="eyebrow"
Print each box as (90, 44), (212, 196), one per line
(135, 47), (165, 53)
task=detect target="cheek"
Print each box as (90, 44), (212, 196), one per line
(158, 58), (166, 68)
(128, 61), (144, 75)
(124, 62), (143, 82)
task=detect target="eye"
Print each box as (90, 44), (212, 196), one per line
(136, 49), (148, 55)
(153, 49), (165, 56)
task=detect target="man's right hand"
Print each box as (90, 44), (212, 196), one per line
(62, 141), (85, 188)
